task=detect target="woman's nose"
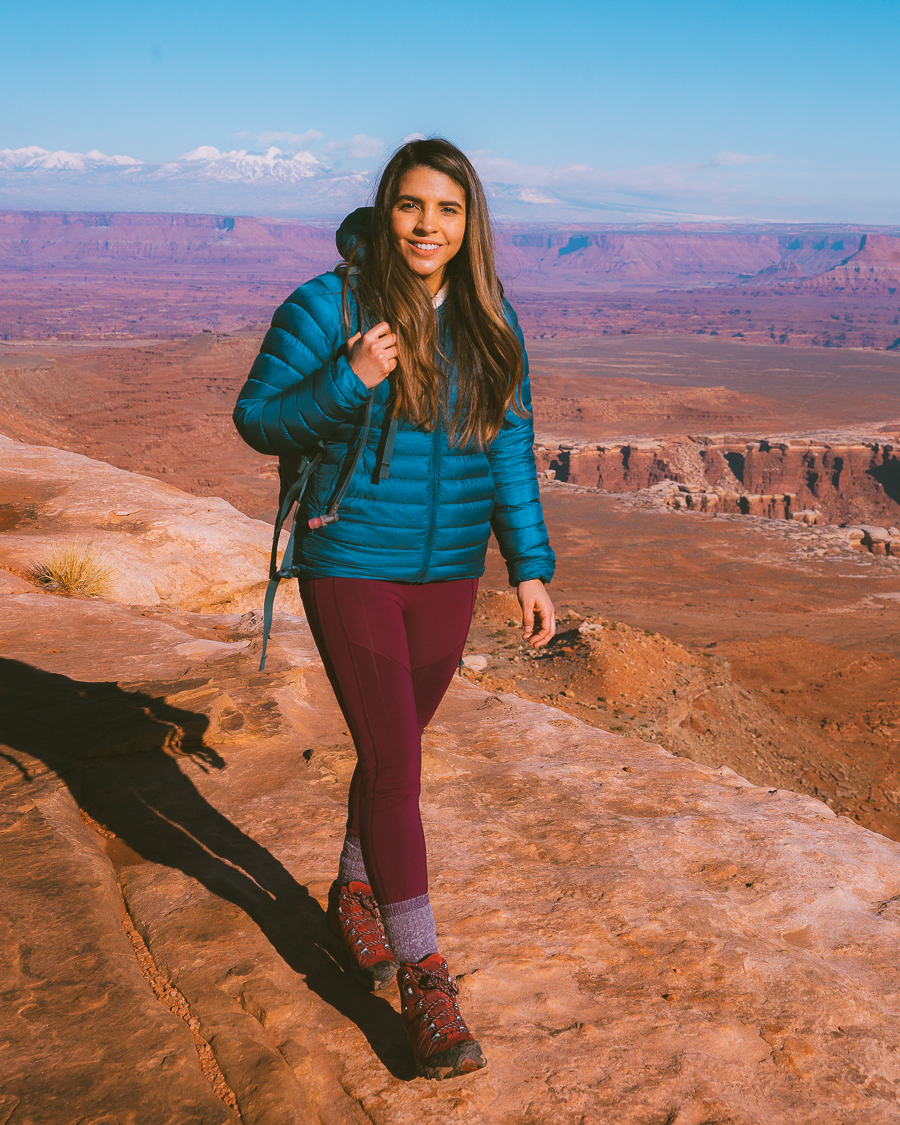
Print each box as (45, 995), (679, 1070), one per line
(415, 209), (438, 232)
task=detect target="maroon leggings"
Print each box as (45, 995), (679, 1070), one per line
(299, 576), (478, 906)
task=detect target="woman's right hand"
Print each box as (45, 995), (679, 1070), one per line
(347, 322), (397, 388)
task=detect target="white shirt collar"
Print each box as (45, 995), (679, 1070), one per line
(432, 283), (449, 309)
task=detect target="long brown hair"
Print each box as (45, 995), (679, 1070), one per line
(343, 138), (526, 447)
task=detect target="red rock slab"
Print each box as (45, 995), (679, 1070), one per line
(20, 597), (900, 1121)
(0, 433), (301, 614)
(0, 717), (237, 1124)
(6, 584), (900, 1121)
(108, 642), (900, 1124)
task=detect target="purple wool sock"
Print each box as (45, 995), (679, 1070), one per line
(381, 894), (438, 964)
(337, 833), (369, 887)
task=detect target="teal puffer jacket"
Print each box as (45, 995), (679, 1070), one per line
(232, 271), (555, 586)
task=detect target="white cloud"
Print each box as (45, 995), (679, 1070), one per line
(236, 129), (324, 148)
(320, 134), (385, 160)
(470, 150), (790, 207)
(402, 132), (427, 144)
(185, 130), (385, 164)
(6, 140), (892, 223)
(714, 151), (774, 167)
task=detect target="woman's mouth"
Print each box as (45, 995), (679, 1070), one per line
(409, 241), (442, 253)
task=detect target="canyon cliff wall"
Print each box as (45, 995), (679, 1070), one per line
(3, 211), (898, 343)
(0, 209), (337, 266)
(506, 229), (866, 285)
(798, 233), (900, 294)
(535, 437), (900, 525)
(3, 210), (896, 290)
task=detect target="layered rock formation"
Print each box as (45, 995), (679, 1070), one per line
(0, 209), (337, 267)
(799, 233), (900, 294)
(7, 213), (888, 293)
(534, 436), (900, 526)
(5, 439), (900, 1123)
(506, 228), (864, 286)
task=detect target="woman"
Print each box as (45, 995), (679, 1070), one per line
(233, 137), (556, 1080)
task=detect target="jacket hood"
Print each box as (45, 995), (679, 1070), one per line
(336, 207), (373, 262)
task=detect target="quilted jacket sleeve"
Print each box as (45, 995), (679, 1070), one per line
(232, 275), (371, 456)
(486, 309), (556, 585)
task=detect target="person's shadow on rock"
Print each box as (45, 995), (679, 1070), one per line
(0, 657), (415, 1080)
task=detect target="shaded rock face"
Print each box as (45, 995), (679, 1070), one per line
(0, 434), (299, 614)
(535, 437), (900, 526)
(801, 233), (900, 293)
(6, 581), (900, 1121)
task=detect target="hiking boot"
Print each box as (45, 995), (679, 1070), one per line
(326, 880), (397, 991)
(398, 953), (487, 1079)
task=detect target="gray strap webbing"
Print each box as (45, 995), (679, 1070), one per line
(379, 416), (399, 481)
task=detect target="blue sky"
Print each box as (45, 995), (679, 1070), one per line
(4, 0), (900, 221)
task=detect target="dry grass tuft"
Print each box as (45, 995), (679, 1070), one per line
(31, 540), (115, 597)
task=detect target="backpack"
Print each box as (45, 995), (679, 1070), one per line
(258, 398), (399, 670)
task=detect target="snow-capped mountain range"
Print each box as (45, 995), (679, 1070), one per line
(0, 145), (713, 223)
(0, 146), (144, 172)
(0, 144), (321, 178)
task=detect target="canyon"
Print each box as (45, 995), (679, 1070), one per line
(4, 206), (900, 1122)
(2, 325), (900, 843)
(533, 436), (900, 528)
(2, 210), (900, 348)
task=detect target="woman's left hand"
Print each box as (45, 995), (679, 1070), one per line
(518, 580), (556, 647)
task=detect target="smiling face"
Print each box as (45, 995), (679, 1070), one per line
(389, 166), (467, 295)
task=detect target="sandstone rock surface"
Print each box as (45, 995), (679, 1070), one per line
(6, 582), (900, 1123)
(1, 744), (237, 1125)
(0, 433), (299, 614)
(6, 451), (900, 1123)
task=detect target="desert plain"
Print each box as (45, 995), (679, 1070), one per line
(2, 211), (900, 1123)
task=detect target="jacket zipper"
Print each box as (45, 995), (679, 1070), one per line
(416, 420), (442, 581)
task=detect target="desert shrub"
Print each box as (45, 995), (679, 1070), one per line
(30, 541), (115, 597)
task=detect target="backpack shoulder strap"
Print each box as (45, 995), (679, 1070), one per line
(259, 447), (323, 671)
